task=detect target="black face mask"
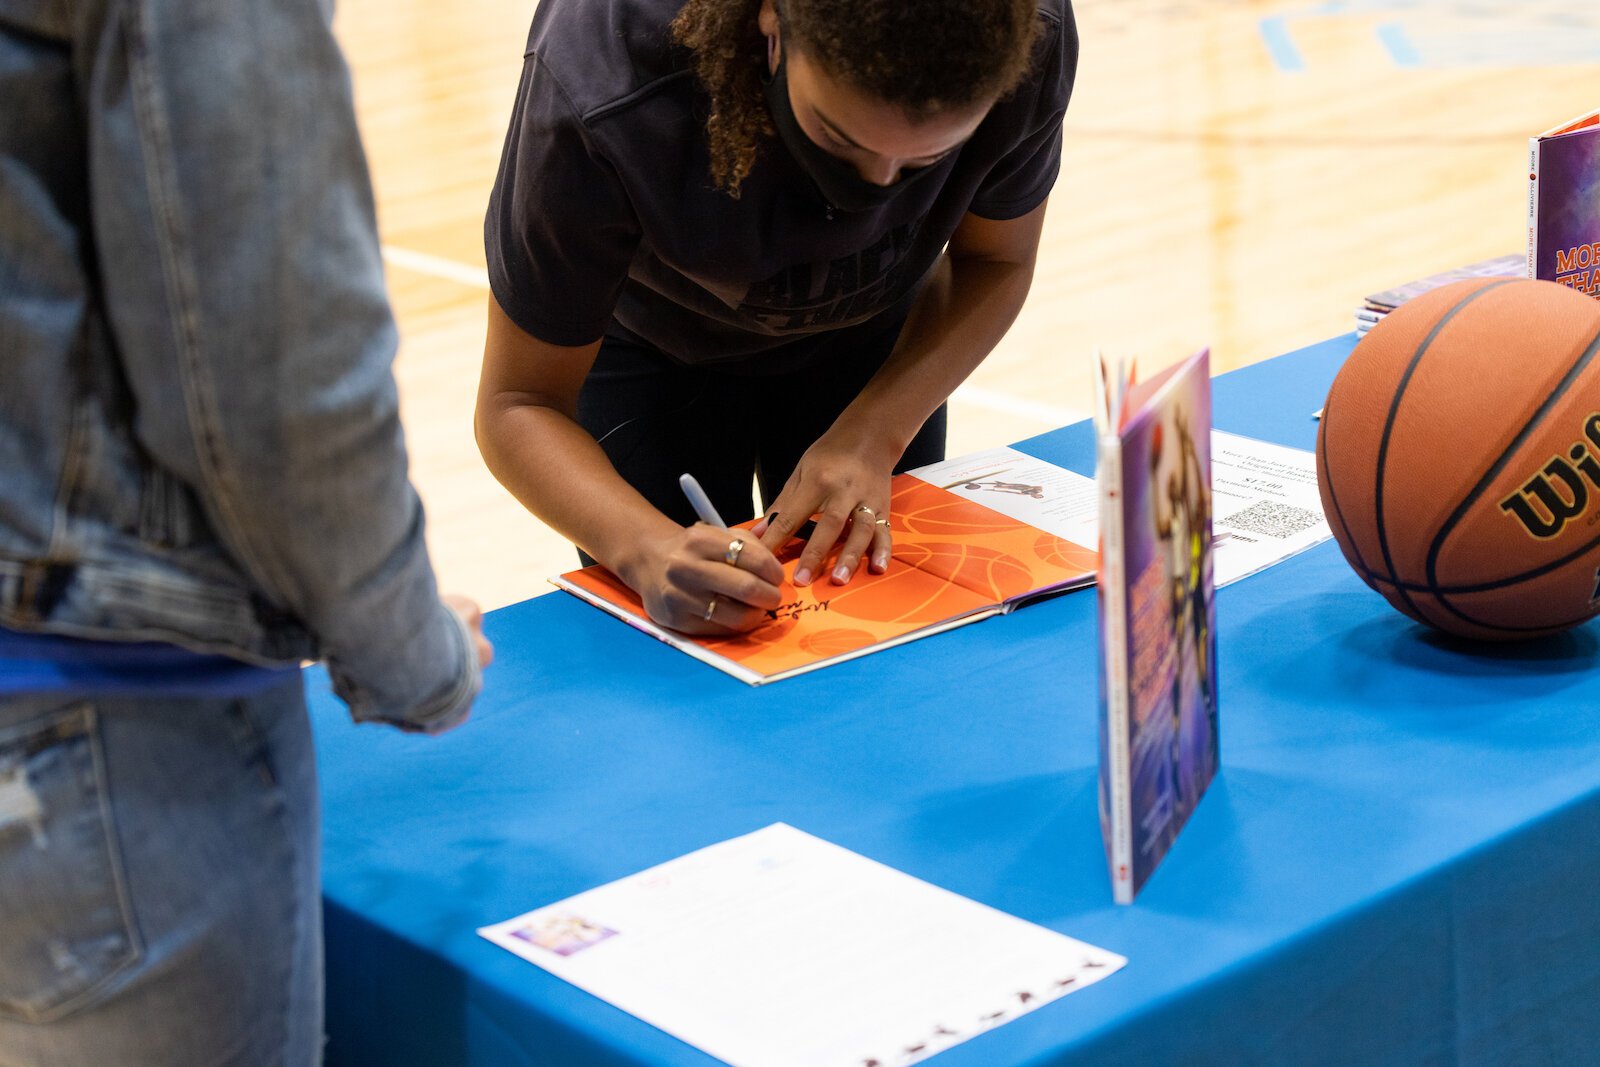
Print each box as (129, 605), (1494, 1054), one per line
(761, 50), (946, 214)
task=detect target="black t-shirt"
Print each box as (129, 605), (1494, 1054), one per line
(486, 0), (1077, 366)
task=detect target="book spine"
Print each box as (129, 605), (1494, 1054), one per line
(1528, 136), (1540, 280)
(1097, 433), (1134, 905)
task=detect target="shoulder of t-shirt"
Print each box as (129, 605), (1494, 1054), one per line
(1031, 0), (1078, 99)
(1037, 0), (1070, 35)
(523, 0), (695, 130)
(989, 0), (1076, 132)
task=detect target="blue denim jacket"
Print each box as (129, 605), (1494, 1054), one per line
(0, 0), (477, 729)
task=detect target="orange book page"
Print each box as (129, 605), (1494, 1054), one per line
(1543, 107), (1600, 137)
(558, 472), (1097, 681)
(890, 476), (1098, 601)
(560, 533), (996, 680)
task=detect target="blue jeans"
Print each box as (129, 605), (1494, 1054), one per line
(0, 677), (321, 1066)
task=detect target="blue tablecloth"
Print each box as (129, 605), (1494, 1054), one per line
(309, 334), (1600, 1066)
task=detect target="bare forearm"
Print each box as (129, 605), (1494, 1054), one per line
(834, 252), (1035, 459)
(474, 400), (679, 582)
(476, 297), (785, 631)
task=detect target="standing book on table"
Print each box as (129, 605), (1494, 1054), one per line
(1529, 106), (1600, 297)
(1095, 348), (1219, 904)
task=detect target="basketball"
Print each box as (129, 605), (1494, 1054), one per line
(1316, 277), (1600, 640)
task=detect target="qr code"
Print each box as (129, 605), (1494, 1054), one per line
(1220, 501), (1322, 540)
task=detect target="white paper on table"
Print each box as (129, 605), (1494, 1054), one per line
(908, 446), (1100, 547)
(908, 436), (1329, 589)
(1209, 429), (1333, 587)
(478, 824), (1126, 1067)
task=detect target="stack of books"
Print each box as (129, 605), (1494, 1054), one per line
(1355, 254), (1523, 337)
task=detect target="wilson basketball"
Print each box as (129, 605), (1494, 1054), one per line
(1316, 277), (1600, 640)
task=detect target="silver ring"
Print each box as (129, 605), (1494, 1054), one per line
(874, 518), (891, 528)
(724, 537), (745, 567)
(854, 504), (876, 520)
(703, 595), (719, 622)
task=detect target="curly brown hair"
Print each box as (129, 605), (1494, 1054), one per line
(670, 0), (1041, 195)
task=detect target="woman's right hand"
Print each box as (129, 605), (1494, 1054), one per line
(475, 303), (784, 635)
(629, 524), (786, 635)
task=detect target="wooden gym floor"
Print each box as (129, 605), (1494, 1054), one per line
(332, 0), (1600, 610)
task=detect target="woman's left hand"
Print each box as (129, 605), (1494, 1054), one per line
(753, 432), (896, 586)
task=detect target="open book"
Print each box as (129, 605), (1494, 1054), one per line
(554, 449), (1099, 685)
(1096, 348), (1220, 904)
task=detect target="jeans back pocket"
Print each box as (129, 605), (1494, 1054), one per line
(0, 701), (141, 1023)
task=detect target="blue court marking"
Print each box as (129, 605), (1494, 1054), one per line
(1258, 16), (1307, 72)
(1260, 0), (1600, 72)
(1258, 1), (1350, 73)
(1375, 22), (1421, 67)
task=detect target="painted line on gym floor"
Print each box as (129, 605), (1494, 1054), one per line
(1376, 22), (1421, 67)
(381, 245), (492, 289)
(380, 245), (1076, 425)
(951, 386), (1085, 427)
(1258, 16), (1306, 72)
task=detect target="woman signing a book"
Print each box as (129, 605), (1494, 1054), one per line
(475, 0), (1076, 633)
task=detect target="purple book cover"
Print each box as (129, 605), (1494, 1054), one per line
(1097, 348), (1219, 903)
(1363, 254), (1522, 312)
(1532, 109), (1600, 298)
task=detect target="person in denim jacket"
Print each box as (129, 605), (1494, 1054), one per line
(0, 0), (492, 1062)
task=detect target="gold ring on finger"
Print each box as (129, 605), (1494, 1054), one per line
(703, 595), (719, 622)
(875, 517), (891, 528)
(854, 504), (876, 520)
(724, 537), (745, 567)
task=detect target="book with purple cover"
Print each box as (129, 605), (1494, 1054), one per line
(1094, 348), (1219, 904)
(1529, 107), (1600, 298)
